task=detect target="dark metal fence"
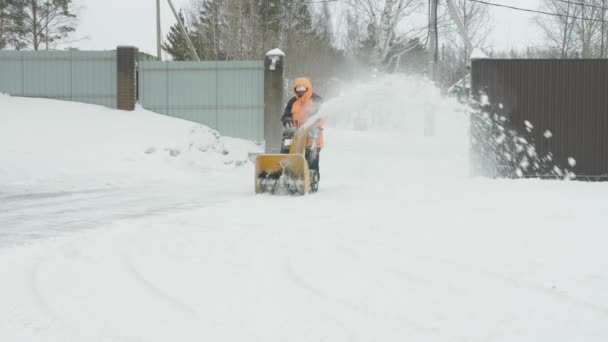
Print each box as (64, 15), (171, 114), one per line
(470, 59), (608, 180)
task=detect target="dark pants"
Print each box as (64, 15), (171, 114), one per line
(306, 147), (321, 177)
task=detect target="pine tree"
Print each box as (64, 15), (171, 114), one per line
(292, 1), (313, 35)
(176, 0), (229, 60)
(162, 10), (196, 61)
(8, 0), (77, 50)
(0, 0), (7, 49)
(1, 0), (25, 49)
(223, 0), (244, 59)
(255, 0), (280, 55)
(315, 2), (332, 45)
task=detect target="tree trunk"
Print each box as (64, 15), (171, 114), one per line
(32, 0), (39, 50)
(0, 1), (4, 49)
(374, 0), (399, 65)
(602, 0), (606, 58)
(45, 1), (49, 50)
(462, 0), (468, 65)
(580, 2), (588, 58)
(560, 2), (571, 58)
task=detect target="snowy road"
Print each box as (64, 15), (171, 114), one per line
(1, 76), (608, 341)
(0, 176), (250, 247)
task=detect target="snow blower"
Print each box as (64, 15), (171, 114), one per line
(255, 125), (319, 195)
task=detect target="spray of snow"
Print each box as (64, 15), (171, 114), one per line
(470, 91), (576, 180)
(300, 74), (470, 178)
(309, 74), (467, 135)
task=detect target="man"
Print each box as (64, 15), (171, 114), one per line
(280, 77), (324, 191)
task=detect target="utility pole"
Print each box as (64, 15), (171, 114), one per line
(426, 0), (439, 137)
(157, 0), (162, 60)
(167, 0), (200, 61)
(428, 0), (438, 82)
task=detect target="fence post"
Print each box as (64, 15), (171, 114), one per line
(117, 46), (139, 110)
(264, 49), (285, 153)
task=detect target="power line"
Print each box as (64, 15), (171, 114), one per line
(554, 0), (605, 11)
(469, 0), (608, 23)
(305, 0), (340, 3)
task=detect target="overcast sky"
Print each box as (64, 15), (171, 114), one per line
(75, 0), (544, 58)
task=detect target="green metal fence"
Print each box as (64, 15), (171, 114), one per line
(138, 60), (265, 142)
(0, 51), (117, 108)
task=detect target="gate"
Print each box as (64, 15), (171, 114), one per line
(470, 59), (608, 179)
(138, 61), (264, 141)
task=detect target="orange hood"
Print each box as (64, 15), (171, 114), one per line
(293, 77), (313, 100)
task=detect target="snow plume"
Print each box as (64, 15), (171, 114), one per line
(469, 92), (576, 180)
(318, 74), (467, 136)
(300, 73), (471, 178)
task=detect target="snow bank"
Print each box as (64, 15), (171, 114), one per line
(0, 94), (261, 191)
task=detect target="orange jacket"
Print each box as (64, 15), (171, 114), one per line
(281, 77), (324, 147)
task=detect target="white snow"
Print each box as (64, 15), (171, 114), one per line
(470, 48), (489, 59)
(266, 48), (285, 56)
(544, 130), (553, 139)
(480, 94), (490, 106)
(0, 94), (259, 192)
(1, 76), (608, 342)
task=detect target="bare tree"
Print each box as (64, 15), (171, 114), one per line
(452, 0), (493, 63)
(536, 1), (579, 58)
(9, 0), (78, 51)
(576, 0), (603, 57)
(601, 0), (606, 57)
(536, 0), (608, 58)
(345, 0), (424, 66)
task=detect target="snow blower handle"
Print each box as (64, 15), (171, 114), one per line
(281, 116), (293, 128)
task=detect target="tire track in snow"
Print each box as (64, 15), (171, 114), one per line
(343, 236), (608, 319)
(283, 258), (357, 339)
(285, 251), (443, 337)
(27, 257), (90, 340)
(337, 242), (470, 296)
(29, 258), (61, 323)
(120, 250), (199, 320)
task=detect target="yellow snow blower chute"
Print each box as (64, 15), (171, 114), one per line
(255, 125), (318, 195)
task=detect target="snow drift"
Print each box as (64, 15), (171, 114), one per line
(0, 94), (261, 192)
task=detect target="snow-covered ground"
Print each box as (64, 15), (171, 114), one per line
(1, 76), (607, 341)
(0, 96), (259, 246)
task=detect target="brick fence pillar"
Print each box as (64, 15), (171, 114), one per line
(117, 46), (138, 110)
